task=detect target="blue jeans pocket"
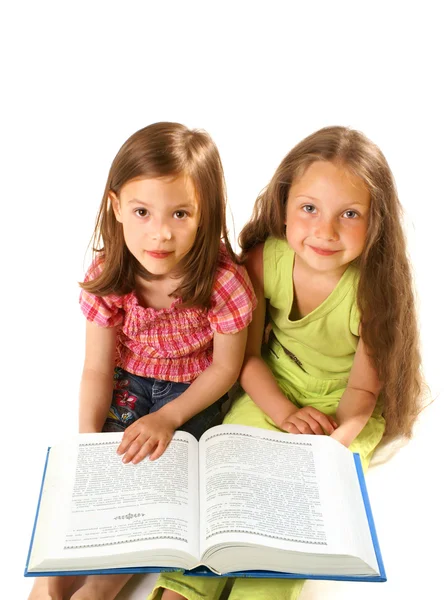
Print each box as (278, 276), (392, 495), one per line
(103, 368), (152, 432)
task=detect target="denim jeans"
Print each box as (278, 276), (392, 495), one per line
(102, 367), (224, 440)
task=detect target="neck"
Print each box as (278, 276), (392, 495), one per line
(293, 254), (351, 283)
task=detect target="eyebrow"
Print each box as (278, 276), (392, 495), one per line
(127, 198), (197, 209)
(295, 194), (368, 207)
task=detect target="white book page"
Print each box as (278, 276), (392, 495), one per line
(198, 425), (378, 572)
(28, 431), (200, 571)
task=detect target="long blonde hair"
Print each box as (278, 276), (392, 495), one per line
(80, 122), (236, 307)
(240, 126), (424, 438)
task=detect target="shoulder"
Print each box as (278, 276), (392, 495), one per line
(262, 236), (291, 267)
(244, 243), (264, 292)
(259, 236), (291, 299)
(80, 255), (126, 327)
(346, 263), (360, 295)
(207, 245), (257, 333)
(213, 244), (254, 297)
(265, 235), (290, 256)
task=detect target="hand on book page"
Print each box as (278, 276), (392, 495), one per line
(280, 406), (338, 435)
(117, 411), (177, 463)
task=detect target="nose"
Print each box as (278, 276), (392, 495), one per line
(148, 218), (172, 242)
(314, 217), (339, 241)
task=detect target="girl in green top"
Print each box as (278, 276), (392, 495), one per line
(152, 125), (424, 600)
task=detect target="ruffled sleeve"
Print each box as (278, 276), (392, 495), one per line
(208, 249), (257, 334)
(79, 257), (124, 328)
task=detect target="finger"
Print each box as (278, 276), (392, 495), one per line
(281, 420), (300, 434)
(303, 408), (336, 434)
(129, 438), (159, 464)
(318, 416), (337, 435)
(122, 434), (151, 463)
(287, 416), (314, 435)
(302, 417), (325, 435)
(117, 428), (139, 456)
(291, 411), (325, 435)
(149, 437), (171, 461)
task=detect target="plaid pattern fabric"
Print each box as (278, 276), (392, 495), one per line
(79, 248), (256, 382)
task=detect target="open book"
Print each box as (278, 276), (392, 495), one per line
(25, 425), (386, 582)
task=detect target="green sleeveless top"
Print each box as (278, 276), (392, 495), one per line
(264, 237), (361, 380)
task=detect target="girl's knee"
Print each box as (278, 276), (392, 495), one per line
(160, 590), (188, 600)
(28, 576), (76, 600)
(69, 573), (132, 600)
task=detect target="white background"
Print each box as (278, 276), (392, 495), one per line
(1, 1), (446, 599)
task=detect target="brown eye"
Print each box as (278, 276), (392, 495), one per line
(173, 210), (188, 219)
(135, 208), (148, 217)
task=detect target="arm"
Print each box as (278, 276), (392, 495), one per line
(79, 319), (117, 433)
(118, 327), (248, 463)
(162, 327), (248, 426)
(239, 244), (298, 424)
(239, 244), (337, 435)
(330, 337), (381, 447)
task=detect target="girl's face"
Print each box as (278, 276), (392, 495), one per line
(111, 175), (200, 278)
(285, 160), (370, 276)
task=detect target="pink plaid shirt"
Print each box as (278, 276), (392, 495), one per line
(79, 247), (256, 382)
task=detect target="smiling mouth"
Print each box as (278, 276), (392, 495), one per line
(309, 246), (339, 256)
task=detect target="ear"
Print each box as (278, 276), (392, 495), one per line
(109, 192), (123, 223)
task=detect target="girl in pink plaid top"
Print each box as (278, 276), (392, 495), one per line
(29, 122), (255, 600)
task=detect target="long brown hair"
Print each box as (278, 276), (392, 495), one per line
(239, 126), (424, 438)
(80, 122), (236, 307)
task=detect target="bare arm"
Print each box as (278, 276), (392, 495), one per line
(161, 327), (247, 427)
(239, 244), (299, 424)
(331, 337), (381, 447)
(239, 245), (337, 435)
(117, 327), (248, 463)
(78, 320), (117, 433)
